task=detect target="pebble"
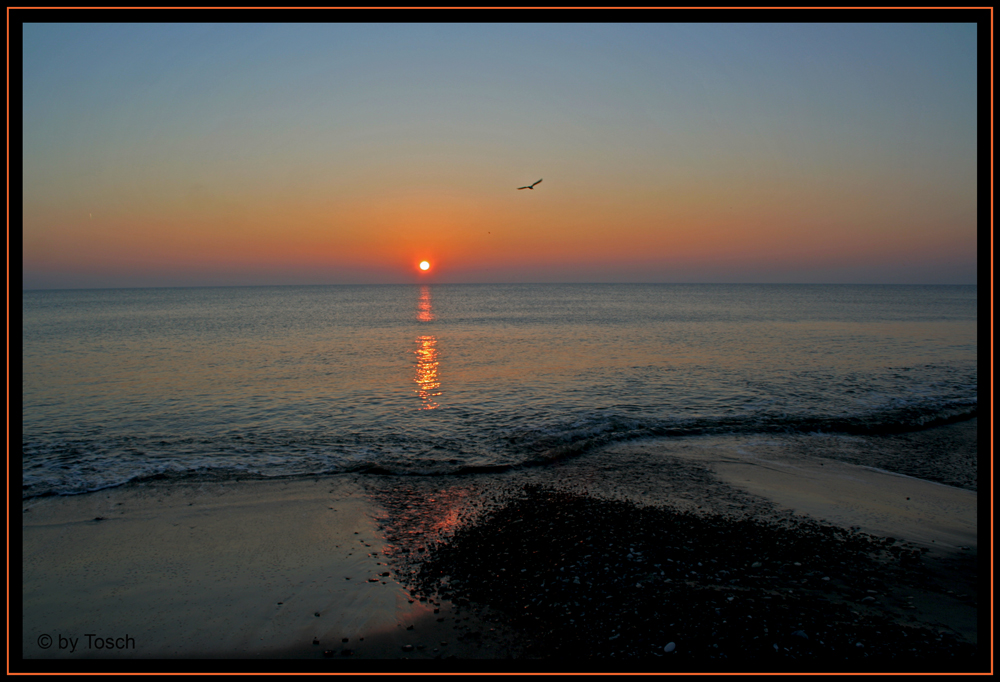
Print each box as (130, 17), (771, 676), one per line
(402, 644), (414, 652)
(395, 485), (975, 663)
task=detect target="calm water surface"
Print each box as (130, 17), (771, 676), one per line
(21, 284), (977, 497)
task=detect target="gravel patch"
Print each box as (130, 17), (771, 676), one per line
(392, 484), (981, 671)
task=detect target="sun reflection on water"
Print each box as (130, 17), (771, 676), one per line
(414, 336), (441, 410)
(414, 286), (441, 409)
(417, 285), (434, 322)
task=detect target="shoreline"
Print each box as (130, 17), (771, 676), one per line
(20, 423), (983, 670)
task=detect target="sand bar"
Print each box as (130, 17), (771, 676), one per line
(661, 436), (978, 553)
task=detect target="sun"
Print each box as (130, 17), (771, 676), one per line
(419, 261), (431, 271)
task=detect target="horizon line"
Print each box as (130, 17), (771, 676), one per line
(20, 281), (979, 293)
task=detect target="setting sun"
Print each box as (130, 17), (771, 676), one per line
(419, 261), (430, 271)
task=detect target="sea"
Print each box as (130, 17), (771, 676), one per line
(21, 284), (978, 500)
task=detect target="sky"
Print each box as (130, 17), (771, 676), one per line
(21, 22), (980, 289)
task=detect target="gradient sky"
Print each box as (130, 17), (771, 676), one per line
(22, 22), (979, 288)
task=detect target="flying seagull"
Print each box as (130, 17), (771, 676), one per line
(517, 178), (542, 190)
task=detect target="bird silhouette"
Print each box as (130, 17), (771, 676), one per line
(517, 179), (542, 190)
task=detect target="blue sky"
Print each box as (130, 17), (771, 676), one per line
(22, 22), (980, 288)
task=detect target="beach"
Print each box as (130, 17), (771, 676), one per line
(19, 15), (981, 674)
(20, 420), (983, 671)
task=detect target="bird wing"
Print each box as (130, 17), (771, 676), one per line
(532, 179), (542, 187)
(517, 186), (528, 190)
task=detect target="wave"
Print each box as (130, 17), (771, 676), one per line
(496, 400), (979, 469)
(20, 399), (976, 500)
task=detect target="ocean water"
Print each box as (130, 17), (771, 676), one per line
(21, 284), (978, 499)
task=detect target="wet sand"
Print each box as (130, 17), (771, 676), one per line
(21, 477), (520, 661)
(19, 421), (984, 670)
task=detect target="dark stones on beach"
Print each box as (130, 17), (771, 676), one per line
(388, 483), (977, 669)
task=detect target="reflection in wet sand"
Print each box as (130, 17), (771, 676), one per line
(366, 479), (489, 563)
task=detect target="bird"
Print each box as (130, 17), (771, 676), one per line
(517, 179), (542, 190)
